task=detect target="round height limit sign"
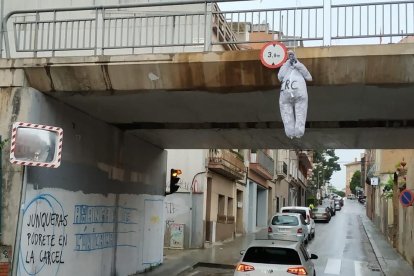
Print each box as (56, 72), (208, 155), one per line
(260, 42), (288, 69)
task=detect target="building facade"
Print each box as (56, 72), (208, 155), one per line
(345, 158), (362, 196)
(164, 148), (312, 248)
(363, 149), (414, 268)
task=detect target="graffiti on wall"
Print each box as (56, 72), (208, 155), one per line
(20, 194), (68, 275)
(73, 205), (137, 251)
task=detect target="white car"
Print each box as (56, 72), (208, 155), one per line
(268, 213), (309, 244)
(234, 239), (318, 276)
(280, 206), (316, 240)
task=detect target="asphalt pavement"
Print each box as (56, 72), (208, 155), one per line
(139, 199), (414, 276)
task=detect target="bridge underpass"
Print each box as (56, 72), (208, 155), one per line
(16, 43), (414, 149)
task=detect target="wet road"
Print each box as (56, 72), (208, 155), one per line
(176, 199), (383, 276)
(307, 199), (382, 276)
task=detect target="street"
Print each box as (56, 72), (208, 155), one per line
(175, 200), (382, 276)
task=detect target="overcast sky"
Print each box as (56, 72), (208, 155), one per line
(330, 149), (364, 190)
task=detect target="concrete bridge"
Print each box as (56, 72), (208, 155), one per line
(1, 1), (414, 275)
(5, 43), (414, 149)
(1, 41), (414, 276)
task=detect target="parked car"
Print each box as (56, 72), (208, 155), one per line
(334, 198), (343, 209)
(321, 199), (335, 216)
(268, 213), (309, 244)
(234, 239), (318, 276)
(312, 207), (331, 223)
(280, 206), (315, 239)
(334, 202), (341, 211)
(358, 195), (367, 204)
(347, 194), (356, 200)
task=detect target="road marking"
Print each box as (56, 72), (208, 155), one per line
(354, 261), (364, 276)
(324, 258), (342, 275)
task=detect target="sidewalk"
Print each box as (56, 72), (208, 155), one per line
(140, 231), (265, 276)
(360, 215), (414, 276)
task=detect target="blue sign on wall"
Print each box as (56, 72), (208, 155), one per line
(399, 189), (414, 207)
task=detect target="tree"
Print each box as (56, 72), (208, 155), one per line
(310, 149), (341, 191)
(350, 170), (362, 195)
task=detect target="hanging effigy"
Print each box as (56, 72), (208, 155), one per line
(277, 50), (312, 139)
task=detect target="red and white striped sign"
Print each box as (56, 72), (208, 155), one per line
(10, 122), (63, 168)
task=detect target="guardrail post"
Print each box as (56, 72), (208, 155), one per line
(34, 12), (39, 57)
(101, 8), (105, 56)
(0, 0), (4, 58)
(204, 1), (212, 51)
(324, 0), (331, 46)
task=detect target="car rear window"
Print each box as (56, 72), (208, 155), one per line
(282, 209), (306, 220)
(272, 215), (299, 226)
(313, 208), (325, 213)
(243, 247), (301, 265)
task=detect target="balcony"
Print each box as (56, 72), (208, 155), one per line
(298, 170), (307, 186)
(208, 149), (245, 180)
(276, 161), (288, 179)
(249, 150), (274, 180)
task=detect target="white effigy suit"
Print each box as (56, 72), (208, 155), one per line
(277, 50), (312, 139)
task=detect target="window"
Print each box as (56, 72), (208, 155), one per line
(282, 209), (306, 221)
(271, 215), (299, 226)
(218, 194), (225, 216)
(227, 197), (234, 216)
(243, 247), (301, 265)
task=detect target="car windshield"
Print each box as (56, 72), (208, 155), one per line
(243, 247), (301, 265)
(272, 215), (299, 226)
(282, 209), (306, 220)
(313, 208), (326, 213)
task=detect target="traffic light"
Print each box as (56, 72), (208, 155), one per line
(169, 169), (182, 194)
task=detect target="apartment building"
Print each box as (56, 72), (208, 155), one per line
(165, 148), (312, 248)
(363, 149), (414, 267)
(344, 158), (362, 196)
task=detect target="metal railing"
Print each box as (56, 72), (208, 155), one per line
(276, 161), (288, 177)
(250, 150), (274, 176)
(0, 0), (245, 57)
(1, 0), (414, 57)
(214, 5), (324, 47)
(207, 149), (245, 175)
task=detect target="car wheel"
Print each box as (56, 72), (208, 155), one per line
(314, 270), (316, 276)
(312, 231), (315, 239)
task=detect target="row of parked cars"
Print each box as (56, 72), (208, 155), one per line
(235, 206), (319, 276)
(234, 198), (347, 275)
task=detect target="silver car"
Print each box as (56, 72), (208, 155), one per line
(268, 213), (309, 244)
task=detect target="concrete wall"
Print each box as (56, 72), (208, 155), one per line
(164, 193), (203, 249)
(208, 172), (234, 221)
(0, 86), (168, 275)
(0, 88), (27, 248)
(379, 150), (410, 173)
(397, 151), (414, 266)
(370, 150), (414, 267)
